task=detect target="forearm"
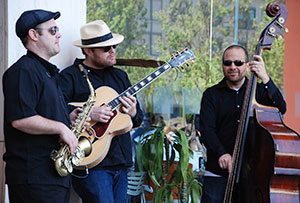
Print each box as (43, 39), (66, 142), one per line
(261, 78), (287, 114)
(12, 115), (68, 135)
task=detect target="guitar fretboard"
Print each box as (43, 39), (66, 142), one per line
(108, 62), (172, 110)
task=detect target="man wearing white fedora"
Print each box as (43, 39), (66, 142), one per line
(60, 20), (143, 202)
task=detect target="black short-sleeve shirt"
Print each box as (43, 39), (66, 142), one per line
(2, 51), (71, 187)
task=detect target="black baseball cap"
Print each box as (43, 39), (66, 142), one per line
(16, 9), (60, 39)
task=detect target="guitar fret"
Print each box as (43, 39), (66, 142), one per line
(110, 99), (119, 108)
(154, 70), (161, 76)
(128, 89), (135, 95)
(163, 64), (170, 70)
(147, 76), (153, 81)
(133, 86), (139, 91)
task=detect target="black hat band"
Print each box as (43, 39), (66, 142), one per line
(81, 32), (113, 45)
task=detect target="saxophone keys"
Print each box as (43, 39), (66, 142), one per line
(64, 158), (73, 174)
(72, 149), (84, 166)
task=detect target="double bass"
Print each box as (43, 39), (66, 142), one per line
(223, 2), (300, 203)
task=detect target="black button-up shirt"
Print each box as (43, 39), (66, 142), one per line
(59, 59), (143, 169)
(199, 77), (286, 176)
(3, 51), (71, 186)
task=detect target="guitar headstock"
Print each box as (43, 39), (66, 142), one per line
(258, 1), (288, 51)
(169, 48), (195, 69)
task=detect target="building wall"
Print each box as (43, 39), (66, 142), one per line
(1, 0), (86, 202)
(284, 0), (300, 134)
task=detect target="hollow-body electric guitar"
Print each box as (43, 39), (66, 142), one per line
(73, 48), (195, 170)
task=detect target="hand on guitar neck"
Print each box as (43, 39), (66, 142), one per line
(218, 153), (233, 174)
(118, 95), (137, 118)
(90, 95), (137, 123)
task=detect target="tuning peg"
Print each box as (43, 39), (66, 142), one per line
(190, 60), (195, 64)
(275, 18), (288, 33)
(276, 35), (282, 40)
(185, 63), (190, 66)
(278, 25), (288, 33)
(267, 27), (276, 38)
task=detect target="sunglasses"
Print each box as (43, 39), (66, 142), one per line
(35, 26), (59, 36)
(223, 60), (246, 67)
(102, 45), (117, 52)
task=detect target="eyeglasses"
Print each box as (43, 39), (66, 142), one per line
(223, 60), (246, 67)
(102, 45), (117, 52)
(35, 26), (59, 36)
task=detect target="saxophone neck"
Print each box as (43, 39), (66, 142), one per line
(78, 64), (95, 100)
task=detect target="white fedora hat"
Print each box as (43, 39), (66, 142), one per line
(73, 20), (124, 48)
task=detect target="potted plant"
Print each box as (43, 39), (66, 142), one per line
(135, 126), (202, 202)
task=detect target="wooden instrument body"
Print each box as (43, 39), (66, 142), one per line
(257, 108), (300, 202)
(228, 103), (275, 202)
(74, 86), (133, 169)
(229, 102), (300, 203)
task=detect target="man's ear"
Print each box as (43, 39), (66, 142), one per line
(27, 28), (39, 42)
(83, 48), (93, 56)
(246, 62), (250, 71)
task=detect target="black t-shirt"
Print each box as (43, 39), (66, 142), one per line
(60, 58), (143, 169)
(3, 51), (71, 187)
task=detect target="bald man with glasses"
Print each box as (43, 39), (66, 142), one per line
(198, 44), (286, 202)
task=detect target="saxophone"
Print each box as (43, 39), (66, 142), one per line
(51, 64), (95, 176)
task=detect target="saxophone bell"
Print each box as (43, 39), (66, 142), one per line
(71, 136), (92, 166)
(51, 145), (73, 176)
(51, 137), (92, 176)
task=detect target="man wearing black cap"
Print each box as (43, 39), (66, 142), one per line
(60, 20), (143, 203)
(2, 9), (79, 202)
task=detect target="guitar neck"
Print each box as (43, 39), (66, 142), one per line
(108, 62), (173, 110)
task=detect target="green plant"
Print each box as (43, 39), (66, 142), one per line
(135, 127), (202, 202)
